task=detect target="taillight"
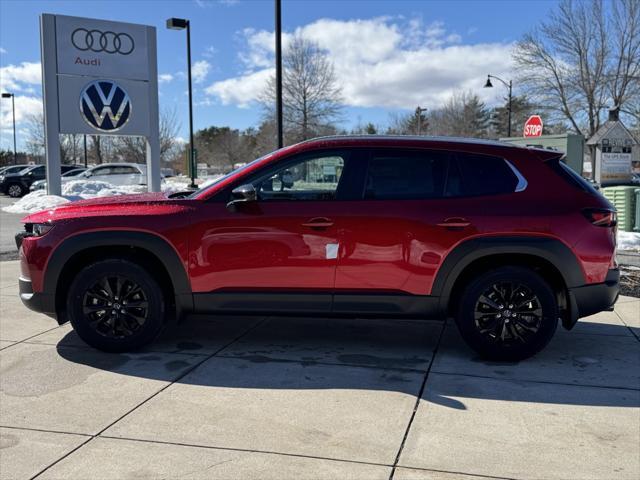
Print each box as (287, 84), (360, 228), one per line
(582, 208), (617, 227)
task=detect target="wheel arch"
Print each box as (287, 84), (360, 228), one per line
(45, 231), (193, 324)
(433, 236), (585, 327)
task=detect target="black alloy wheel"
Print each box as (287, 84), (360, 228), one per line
(456, 266), (558, 361)
(473, 281), (543, 346)
(67, 259), (165, 352)
(82, 275), (149, 339)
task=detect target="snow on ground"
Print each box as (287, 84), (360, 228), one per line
(3, 176), (224, 214)
(618, 231), (640, 252)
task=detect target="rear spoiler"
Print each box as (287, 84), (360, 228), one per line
(533, 149), (565, 162)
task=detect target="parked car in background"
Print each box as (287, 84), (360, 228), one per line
(30, 167), (87, 191)
(16, 136), (619, 361)
(0, 164), (81, 197)
(36, 163), (148, 192)
(0, 164), (32, 176)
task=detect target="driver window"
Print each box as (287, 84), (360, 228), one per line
(256, 154), (345, 201)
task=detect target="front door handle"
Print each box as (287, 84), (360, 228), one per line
(302, 217), (334, 229)
(437, 217), (471, 229)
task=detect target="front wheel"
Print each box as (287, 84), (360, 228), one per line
(67, 259), (165, 352)
(455, 266), (558, 361)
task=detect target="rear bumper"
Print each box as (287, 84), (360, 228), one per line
(566, 268), (619, 328)
(19, 276), (56, 318)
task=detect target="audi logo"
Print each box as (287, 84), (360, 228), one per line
(71, 28), (135, 55)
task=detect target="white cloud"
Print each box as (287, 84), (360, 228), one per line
(0, 61), (43, 136)
(159, 73), (174, 83)
(203, 45), (217, 58)
(205, 68), (273, 108)
(0, 47), (7, 54)
(191, 60), (211, 84)
(205, 17), (513, 110)
(1, 95), (42, 131)
(0, 61), (42, 92)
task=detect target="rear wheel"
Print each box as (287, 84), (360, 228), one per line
(455, 266), (558, 361)
(67, 259), (165, 352)
(7, 183), (25, 198)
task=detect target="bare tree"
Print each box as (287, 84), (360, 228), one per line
(429, 91), (490, 138)
(514, 0), (640, 137)
(24, 113), (45, 157)
(262, 35), (343, 144)
(24, 112), (82, 163)
(114, 108), (181, 164)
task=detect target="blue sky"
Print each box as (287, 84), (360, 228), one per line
(0, 0), (560, 150)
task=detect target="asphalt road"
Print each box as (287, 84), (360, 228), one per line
(0, 196), (23, 258)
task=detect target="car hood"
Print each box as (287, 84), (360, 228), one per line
(22, 192), (189, 223)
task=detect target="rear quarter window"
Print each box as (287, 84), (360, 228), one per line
(446, 152), (518, 197)
(546, 159), (599, 195)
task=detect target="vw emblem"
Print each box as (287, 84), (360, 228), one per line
(79, 80), (131, 132)
(71, 28), (135, 55)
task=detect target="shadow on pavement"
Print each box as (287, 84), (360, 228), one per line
(55, 316), (640, 410)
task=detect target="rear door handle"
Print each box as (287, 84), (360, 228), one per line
(437, 217), (471, 229)
(302, 217), (334, 229)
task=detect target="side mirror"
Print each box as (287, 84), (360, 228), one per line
(227, 184), (257, 208)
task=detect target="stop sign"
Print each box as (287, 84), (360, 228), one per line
(523, 115), (543, 137)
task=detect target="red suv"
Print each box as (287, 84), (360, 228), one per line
(16, 137), (619, 360)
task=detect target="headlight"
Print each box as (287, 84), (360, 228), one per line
(30, 223), (55, 236)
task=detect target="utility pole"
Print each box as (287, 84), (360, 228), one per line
(416, 106), (427, 135)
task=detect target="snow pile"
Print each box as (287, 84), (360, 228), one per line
(618, 231), (640, 252)
(62, 179), (145, 197)
(3, 191), (70, 213)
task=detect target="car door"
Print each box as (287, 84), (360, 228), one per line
(189, 149), (361, 314)
(333, 148), (477, 313)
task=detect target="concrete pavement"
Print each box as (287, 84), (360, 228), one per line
(0, 260), (639, 479)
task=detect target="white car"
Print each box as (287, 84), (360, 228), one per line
(30, 168), (87, 191)
(37, 163), (148, 190)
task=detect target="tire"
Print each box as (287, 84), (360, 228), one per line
(455, 266), (558, 361)
(7, 183), (25, 198)
(66, 259), (166, 352)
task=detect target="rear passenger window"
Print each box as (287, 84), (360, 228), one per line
(446, 153), (518, 197)
(365, 152), (447, 199)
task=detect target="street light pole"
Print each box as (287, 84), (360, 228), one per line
(416, 106), (427, 135)
(275, 0), (283, 149)
(167, 17), (196, 188)
(1, 92), (17, 164)
(484, 74), (513, 137)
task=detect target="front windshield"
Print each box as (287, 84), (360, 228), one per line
(187, 152), (275, 198)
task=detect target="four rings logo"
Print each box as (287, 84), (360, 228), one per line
(71, 28), (134, 55)
(80, 80), (131, 132)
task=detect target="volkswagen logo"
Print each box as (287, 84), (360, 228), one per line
(80, 80), (131, 132)
(71, 28), (135, 55)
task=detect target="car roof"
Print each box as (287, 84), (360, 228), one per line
(293, 135), (557, 156)
(89, 163), (146, 170)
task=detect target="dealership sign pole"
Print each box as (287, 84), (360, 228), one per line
(40, 14), (161, 195)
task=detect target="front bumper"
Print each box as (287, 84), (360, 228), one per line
(566, 268), (619, 329)
(19, 276), (56, 318)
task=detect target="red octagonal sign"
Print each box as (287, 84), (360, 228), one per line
(523, 115), (543, 138)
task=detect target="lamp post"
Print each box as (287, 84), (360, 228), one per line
(484, 74), (513, 137)
(275, 0), (283, 149)
(167, 17), (196, 188)
(416, 106), (427, 135)
(1, 92), (17, 164)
